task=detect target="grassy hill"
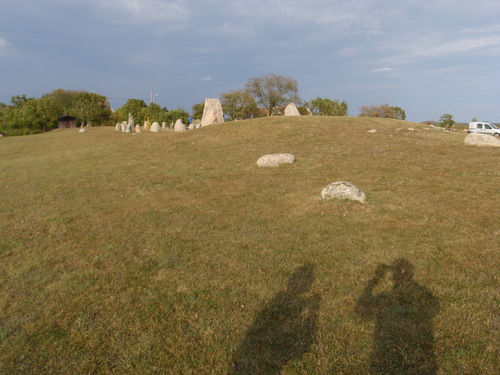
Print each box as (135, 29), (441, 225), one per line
(0, 117), (498, 374)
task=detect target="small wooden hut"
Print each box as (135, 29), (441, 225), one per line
(58, 115), (77, 129)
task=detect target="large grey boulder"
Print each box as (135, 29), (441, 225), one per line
(320, 181), (366, 203)
(174, 119), (186, 132)
(464, 133), (500, 147)
(284, 103), (301, 116)
(150, 122), (161, 132)
(257, 153), (296, 167)
(201, 98), (224, 126)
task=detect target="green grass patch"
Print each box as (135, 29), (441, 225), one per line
(0, 118), (498, 374)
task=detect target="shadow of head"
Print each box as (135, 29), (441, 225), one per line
(391, 258), (414, 287)
(286, 263), (315, 295)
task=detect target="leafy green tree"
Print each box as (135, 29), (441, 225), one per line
(164, 108), (189, 125)
(114, 100), (187, 126)
(3, 96), (58, 133)
(306, 97), (348, 116)
(30, 96), (58, 132)
(359, 104), (397, 119)
(0, 103), (6, 130)
(297, 106), (311, 116)
(71, 92), (111, 126)
(114, 99), (148, 123)
(0, 90), (113, 136)
(439, 114), (454, 128)
(139, 103), (167, 124)
(10, 95), (29, 108)
(245, 74), (301, 116)
(192, 102), (205, 120)
(391, 106), (406, 120)
(221, 90), (258, 120)
(46, 89), (76, 114)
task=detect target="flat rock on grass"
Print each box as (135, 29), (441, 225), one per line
(464, 133), (500, 147)
(257, 153), (296, 167)
(320, 181), (366, 203)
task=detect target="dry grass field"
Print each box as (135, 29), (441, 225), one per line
(0, 116), (498, 374)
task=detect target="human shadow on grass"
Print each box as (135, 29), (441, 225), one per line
(356, 258), (440, 375)
(230, 263), (321, 374)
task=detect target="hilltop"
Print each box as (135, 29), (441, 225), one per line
(0, 116), (498, 374)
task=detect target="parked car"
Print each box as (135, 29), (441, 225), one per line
(467, 121), (500, 136)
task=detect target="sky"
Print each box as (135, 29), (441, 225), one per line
(1, 0), (499, 123)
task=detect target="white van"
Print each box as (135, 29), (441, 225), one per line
(468, 121), (500, 137)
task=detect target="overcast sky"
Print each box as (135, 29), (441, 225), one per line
(1, 0), (499, 122)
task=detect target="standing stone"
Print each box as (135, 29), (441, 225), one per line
(284, 103), (301, 116)
(124, 122), (132, 133)
(188, 122), (195, 130)
(128, 113), (135, 129)
(162, 122), (167, 129)
(135, 124), (142, 133)
(150, 122), (161, 132)
(201, 98), (224, 126)
(320, 181), (366, 203)
(115, 123), (121, 131)
(174, 119), (186, 132)
(121, 121), (127, 132)
(143, 120), (150, 130)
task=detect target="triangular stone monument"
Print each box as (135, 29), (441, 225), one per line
(284, 103), (301, 116)
(201, 98), (224, 126)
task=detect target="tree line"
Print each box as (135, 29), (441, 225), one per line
(0, 74), (410, 136)
(196, 74), (406, 122)
(192, 74), (350, 121)
(0, 90), (112, 136)
(0, 89), (190, 136)
(113, 99), (189, 127)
